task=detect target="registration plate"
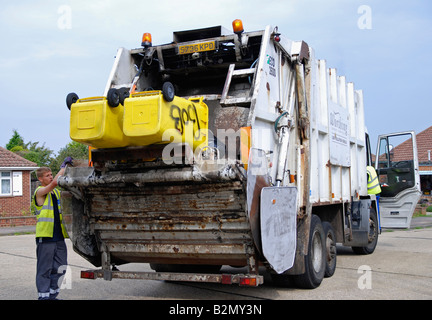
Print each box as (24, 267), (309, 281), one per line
(178, 40), (216, 55)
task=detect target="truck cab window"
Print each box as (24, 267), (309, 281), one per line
(377, 133), (416, 198)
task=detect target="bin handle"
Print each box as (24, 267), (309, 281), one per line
(188, 96), (204, 104)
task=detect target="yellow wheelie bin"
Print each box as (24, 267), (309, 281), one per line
(123, 91), (209, 151)
(68, 85), (209, 152)
(69, 95), (130, 148)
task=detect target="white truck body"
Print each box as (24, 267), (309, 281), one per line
(60, 22), (420, 288)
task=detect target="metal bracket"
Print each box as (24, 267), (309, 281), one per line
(101, 246), (112, 281)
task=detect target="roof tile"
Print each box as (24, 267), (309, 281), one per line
(0, 147), (38, 168)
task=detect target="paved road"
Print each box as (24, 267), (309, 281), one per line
(1, 219), (431, 302)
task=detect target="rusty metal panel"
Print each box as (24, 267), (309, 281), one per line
(59, 164), (256, 267)
(83, 269), (264, 286)
(246, 148), (271, 255)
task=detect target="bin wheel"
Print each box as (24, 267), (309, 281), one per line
(107, 88), (120, 108)
(118, 87), (130, 105)
(162, 82), (175, 102)
(66, 92), (79, 110)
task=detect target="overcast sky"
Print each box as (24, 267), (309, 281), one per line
(0, 0), (431, 154)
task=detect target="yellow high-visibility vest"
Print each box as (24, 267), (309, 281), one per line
(33, 187), (69, 238)
(367, 166), (381, 195)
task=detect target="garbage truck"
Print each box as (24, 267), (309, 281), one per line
(59, 20), (421, 289)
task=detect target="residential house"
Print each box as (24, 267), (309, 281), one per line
(388, 126), (432, 197)
(417, 126), (432, 196)
(0, 147), (38, 227)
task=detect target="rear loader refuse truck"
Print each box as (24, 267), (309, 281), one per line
(60, 20), (421, 289)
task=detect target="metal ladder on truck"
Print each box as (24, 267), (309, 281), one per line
(220, 64), (256, 106)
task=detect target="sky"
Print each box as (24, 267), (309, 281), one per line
(0, 0), (431, 154)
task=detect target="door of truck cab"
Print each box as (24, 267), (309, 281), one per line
(375, 131), (421, 228)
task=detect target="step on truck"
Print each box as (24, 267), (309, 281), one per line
(60, 20), (421, 289)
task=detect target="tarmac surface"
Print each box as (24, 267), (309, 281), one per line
(1, 215), (431, 301)
(0, 224), (37, 236)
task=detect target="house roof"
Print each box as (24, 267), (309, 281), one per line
(391, 126), (432, 165)
(0, 146), (38, 169)
(416, 126), (432, 164)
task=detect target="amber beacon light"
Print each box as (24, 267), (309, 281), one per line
(141, 33), (152, 48)
(232, 19), (244, 34)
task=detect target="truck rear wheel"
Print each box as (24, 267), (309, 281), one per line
(293, 215), (326, 289)
(322, 221), (337, 277)
(352, 208), (378, 255)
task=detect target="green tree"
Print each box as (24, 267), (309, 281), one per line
(12, 141), (54, 181)
(6, 129), (24, 150)
(6, 129), (89, 176)
(50, 141), (89, 174)
(6, 130), (54, 167)
(22, 141), (54, 167)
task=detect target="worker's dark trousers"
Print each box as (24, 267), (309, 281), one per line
(36, 240), (68, 300)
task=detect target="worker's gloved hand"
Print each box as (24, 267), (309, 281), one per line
(61, 156), (74, 168)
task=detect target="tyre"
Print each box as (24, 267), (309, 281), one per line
(118, 87), (130, 105)
(66, 92), (79, 110)
(352, 208), (379, 255)
(270, 273), (293, 287)
(181, 265), (222, 273)
(107, 88), (120, 108)
(162, 82), (175, 102)
(293, 215), (326, 289)
(322, 221), (337, 278)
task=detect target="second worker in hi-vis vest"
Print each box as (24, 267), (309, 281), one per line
(367, 165), (381, 195)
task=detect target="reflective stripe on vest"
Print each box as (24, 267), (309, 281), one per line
(367, 166), (381, 195)
(33, 187), (68, 238)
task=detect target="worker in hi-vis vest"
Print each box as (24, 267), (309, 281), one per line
(33, 157), (72, 300)
(367, 166), (381, 195)
(367, 165), (381, 231)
